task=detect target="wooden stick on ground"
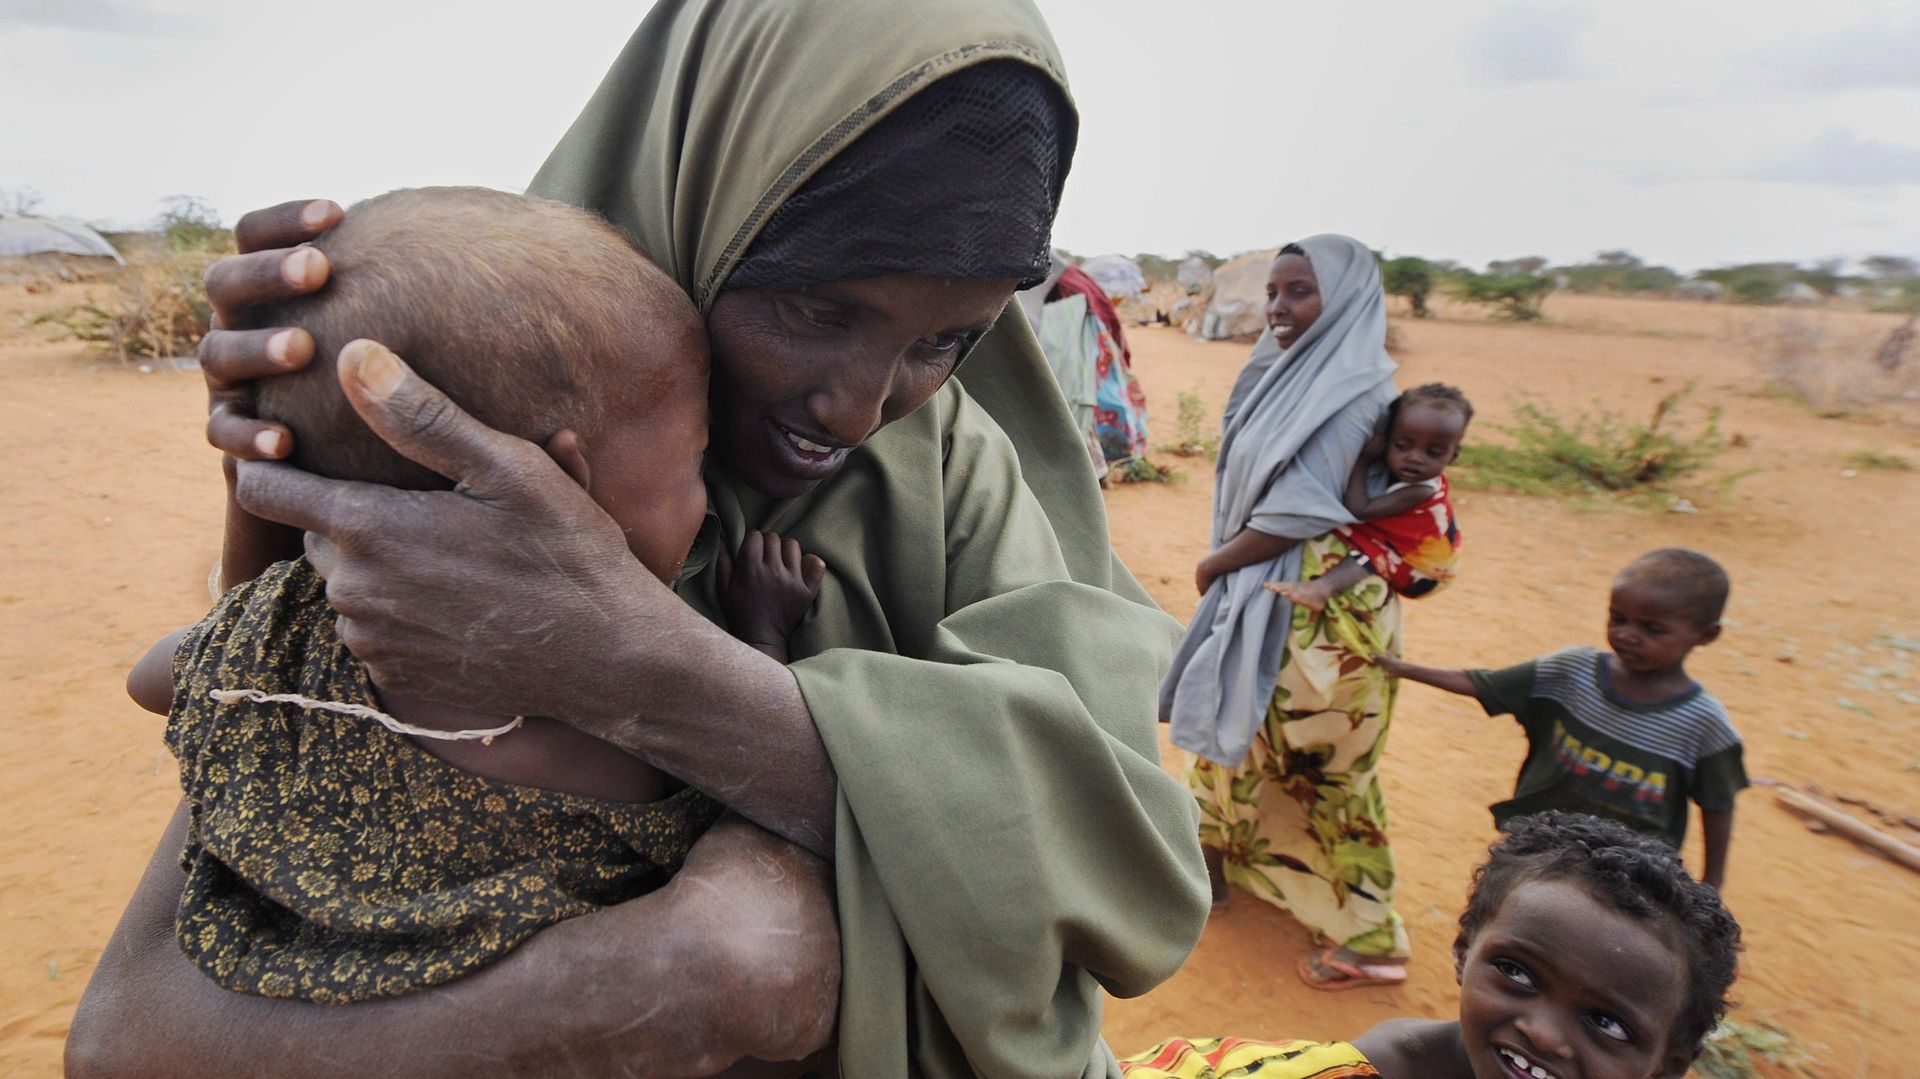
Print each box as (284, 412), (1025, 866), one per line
(1773, 786), (1920, 874)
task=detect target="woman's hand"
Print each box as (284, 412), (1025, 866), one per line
(200, 199), (344, 589)
(234, 340), (669, 721)
(202, 199), (341, 457)
(1194, 556), (1219, 596)
(1195, 528), (1298, 596)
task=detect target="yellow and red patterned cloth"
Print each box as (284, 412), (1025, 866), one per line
(1337, 475), (1461, 598)
(1121, 1037), (1380, 1078)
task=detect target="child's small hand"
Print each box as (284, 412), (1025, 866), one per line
(721, 530), (827, 651)
(1371, 652), (1412, 678)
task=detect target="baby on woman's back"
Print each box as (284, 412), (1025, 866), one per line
(124, 187), (821, 1003)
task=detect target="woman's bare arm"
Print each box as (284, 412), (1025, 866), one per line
(67, 804), (839, 1079)
(1194, 526), (1297, 594)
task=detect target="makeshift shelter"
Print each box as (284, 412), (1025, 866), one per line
(1781, 281), (1823, 305)
(1198, 249), (1277, 339)
(1078, 254), (1147, 299)
(0, 217), (124, 281)
(1020, 263), (1150, 472)
(1176, 256), (1213, 294)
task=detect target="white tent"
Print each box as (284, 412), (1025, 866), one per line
(1176, 257), (1213, 294)
(0, 217), (124, 281)
(1078, 254), (1147, 299)
(0, 217), (124, 262)
(1198, 249), (1277, 339)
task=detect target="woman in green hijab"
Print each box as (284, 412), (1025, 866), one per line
(71, 1), (1209, 1075)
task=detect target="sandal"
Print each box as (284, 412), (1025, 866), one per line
(1298, 946), (1407, 991)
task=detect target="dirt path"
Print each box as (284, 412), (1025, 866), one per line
(0, 289), (1915, 1075)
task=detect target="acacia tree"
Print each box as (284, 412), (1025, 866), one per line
(1380, 256), (1436, 318)
(1451, 271), (1553, 321)
(1862, 255), (1916, 279)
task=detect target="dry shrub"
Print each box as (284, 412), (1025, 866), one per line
(1739, 311), (1920, 417)
(32, 244), (226, 362)
(1453, 385), (1724, 496)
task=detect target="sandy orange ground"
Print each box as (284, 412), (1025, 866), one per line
(0, 286), (1916, 1075)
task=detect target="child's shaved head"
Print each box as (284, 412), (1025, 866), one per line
(255, 187), (706, 489)
(1618, 548), (1731, 627)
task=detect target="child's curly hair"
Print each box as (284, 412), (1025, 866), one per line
(1455, 812), (1741, 1056)
(1389, 382), (1474, 429)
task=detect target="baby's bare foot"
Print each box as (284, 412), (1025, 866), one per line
(1266, 578), (1335, 613)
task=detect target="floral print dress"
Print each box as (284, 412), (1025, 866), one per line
(1187, 533), (1411, 959)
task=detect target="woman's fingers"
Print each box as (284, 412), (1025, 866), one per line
(201, 327), (315, 387)
(200, 328), (314, 458)
(207, 401), (291, 459)
(205, 247), (331, 329)
(232, 199), (342, 254)
(334, 340), (543, 493)
(232, 459), (396, 539)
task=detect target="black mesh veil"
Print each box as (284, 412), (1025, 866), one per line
(725, 60), (1068, 291)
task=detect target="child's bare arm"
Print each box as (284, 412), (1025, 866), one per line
(1346, 481), (1436, 522)
(1700, 807), (1734, 892)
(1340, 453), (1375, 518)
(1373, 654), (1478, 697)
(127, 628), (191, 716)
(721, 531), (826, 664)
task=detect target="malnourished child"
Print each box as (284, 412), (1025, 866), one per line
(125, 187), (823, 1002)
(1123, 811), (1743, 1079)
(1379, 549), (1745, 889)
(1269, 383), (1470, 613)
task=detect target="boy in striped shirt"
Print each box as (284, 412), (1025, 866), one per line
(1378, 549), (1744, 889)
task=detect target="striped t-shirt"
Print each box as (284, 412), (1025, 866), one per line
(1469, 645), (1746, 847)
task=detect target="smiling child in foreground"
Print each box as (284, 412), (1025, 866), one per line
(1123, 811), (1742, 1079)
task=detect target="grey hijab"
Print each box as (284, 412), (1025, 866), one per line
(1159, 234), (1399, 764)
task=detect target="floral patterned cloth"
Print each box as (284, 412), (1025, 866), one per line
(166, 559), (722, 1003)
(1187, 532), (1410, 959)
(1121, 1037), (1379, 1078)
(1337, 474), (1460, 599)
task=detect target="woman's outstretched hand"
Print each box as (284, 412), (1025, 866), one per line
(232, 339), (672, 722)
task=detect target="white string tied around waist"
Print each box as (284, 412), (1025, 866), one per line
(208, 688), (523, 744)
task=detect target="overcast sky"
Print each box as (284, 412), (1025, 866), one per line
(6, 0), (1918, 272)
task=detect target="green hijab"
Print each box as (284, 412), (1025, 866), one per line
(528, 0), (1127, 575)
(530, 3), (1208, 1074)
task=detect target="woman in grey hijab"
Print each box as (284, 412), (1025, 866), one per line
(1158, 236), (1418, 989)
